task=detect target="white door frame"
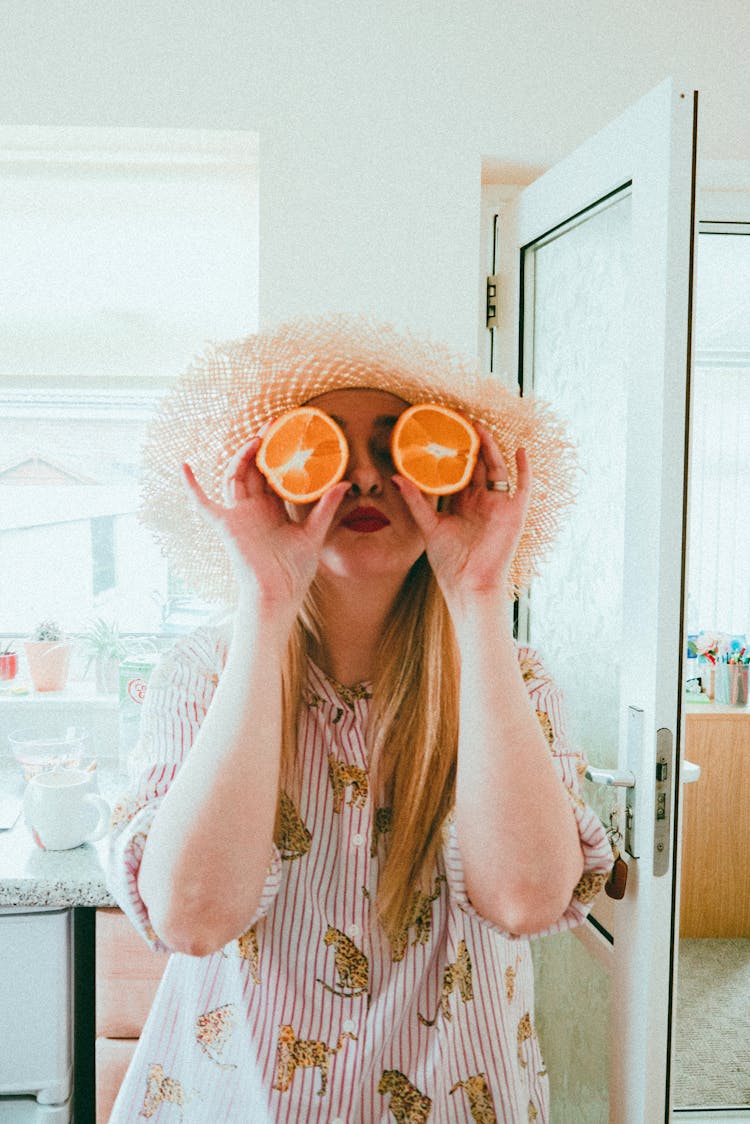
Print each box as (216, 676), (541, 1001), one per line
(481, 78), (698, 1122)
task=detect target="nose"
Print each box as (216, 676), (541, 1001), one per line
(346, 439), (384, 497)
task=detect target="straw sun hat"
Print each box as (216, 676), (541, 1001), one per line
(141, 314), (577, 603)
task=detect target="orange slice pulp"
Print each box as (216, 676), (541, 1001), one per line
(391, 403), (480, 495)
(256, 406), (349, 503)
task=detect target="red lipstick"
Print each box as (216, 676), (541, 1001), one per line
(340, 506), (391, 533)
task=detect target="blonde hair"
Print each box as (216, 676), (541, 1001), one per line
(276, 554), (460, 944)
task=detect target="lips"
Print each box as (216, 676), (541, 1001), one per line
(339, 506), (391, 533)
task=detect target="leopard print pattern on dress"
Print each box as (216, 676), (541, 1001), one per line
(195, 1003), (237, 1069)
(573, 870), (608, 903)
(565, 784), (587, 811)
(519, 650), (546, 683)
(504, 954), (521, 1003)
(517, 1012), (536, 1068)
(110, 794), (150, 829)
(418, 939), (473, 1026)
(328, 754), (369, 814)
(449, 1073), (498, 1122)
(370, 805), (393, 855)
(377, 1070), (432, 1123)
(236, 925), (260, 984)
(316, 926), (369, 999)
(390, 873), (446, 962)
(535, 709), (555, 747)
(516, 1014), (547, 1079)
(327, 677), (373, 710)
(140, 1063), (193, 1120)
(273, 1024), (357, 1097)
(274, 790), (312, 860)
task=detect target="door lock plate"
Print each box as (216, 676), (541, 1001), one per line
(653, 728), (673, 876)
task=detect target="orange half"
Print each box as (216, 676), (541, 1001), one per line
(391, 403), (480, 495)
(256, 406), (349, 503)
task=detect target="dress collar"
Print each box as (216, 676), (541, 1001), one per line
(305, 657), (373, 712)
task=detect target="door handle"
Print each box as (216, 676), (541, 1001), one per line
(682, 759), (701, 783)
(585, 766), (636, 788)
(584, 707), (643, 860)
(585, 764), (638, 860)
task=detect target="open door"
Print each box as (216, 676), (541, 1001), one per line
(489, 78), (697, 1122)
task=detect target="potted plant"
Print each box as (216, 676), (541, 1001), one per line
(0, 642), (18, 682)
(78, 617), (125, 694)
(24, 620), (72, 692)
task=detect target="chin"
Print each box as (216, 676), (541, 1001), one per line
(318, 543), (422, 583)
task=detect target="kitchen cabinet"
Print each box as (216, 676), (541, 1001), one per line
(680, 707), (750, 937)
(95, 908), (167, 1123)
(0, 758), (131, 1122)
(0, 908), (73, 1122)
(0, 1102), (71, 1122)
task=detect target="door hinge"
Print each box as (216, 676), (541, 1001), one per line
(486, 274), (500, 329)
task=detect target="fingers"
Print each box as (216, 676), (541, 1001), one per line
(303, 480), (351, 543)
(391, 475), (441, 539)
(182, 462), (222, 522)
(514, 447), (531, 501)
(222, 438), (265, 505)
(473, 424), (532, 502)
(473, 422), (509, 490)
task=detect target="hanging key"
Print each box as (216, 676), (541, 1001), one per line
(605, 807), (629, 900)
(605, 843), (629, 900)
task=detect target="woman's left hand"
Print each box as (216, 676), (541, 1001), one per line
(393, 423), (531, 608)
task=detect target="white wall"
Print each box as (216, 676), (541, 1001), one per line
(1, 522), (92, 633)
(4, 0), (750, 354)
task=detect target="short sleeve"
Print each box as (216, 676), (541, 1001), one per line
(443, 645), (614, 940)
(106, 623), (283, 951)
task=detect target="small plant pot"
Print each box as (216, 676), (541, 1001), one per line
(0, 653), (18, 681)
(24, 641), (72, 692)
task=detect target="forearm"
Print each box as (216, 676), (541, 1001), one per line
(452, 594), (583, 934)
(138, 595), (293, 955)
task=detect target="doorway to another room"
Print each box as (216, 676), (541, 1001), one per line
(672, 222), (750, 1117)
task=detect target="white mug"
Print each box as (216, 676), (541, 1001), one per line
(24, 768), (111, 851)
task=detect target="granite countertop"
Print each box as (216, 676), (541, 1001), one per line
(0, 761), (129, 910)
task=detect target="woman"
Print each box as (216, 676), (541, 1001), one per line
(107, 316), (612, 1122)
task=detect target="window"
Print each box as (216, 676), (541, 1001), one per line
(686, 226), (750, 637)
(0, 127), (259, 638)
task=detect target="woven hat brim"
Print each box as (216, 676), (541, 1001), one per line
(140, 314), (577, 602)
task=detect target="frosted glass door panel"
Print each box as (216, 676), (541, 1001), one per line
(525, 191), (632, 818)
(524, 191), (631, 1124)
(532, 930), (610, 1124)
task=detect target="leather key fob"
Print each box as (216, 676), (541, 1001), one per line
(605, 854), (628, 900)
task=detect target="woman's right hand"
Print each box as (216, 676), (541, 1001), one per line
(182, 437), (349, 613)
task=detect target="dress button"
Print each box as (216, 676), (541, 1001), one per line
(331, 1119), (345, 1124)
(342, 1018), (357, 1034)
(347, 923), (361, 939)
(352, 832), (364, 846)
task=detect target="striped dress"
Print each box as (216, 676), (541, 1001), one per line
(106, 624), (612, 1123)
